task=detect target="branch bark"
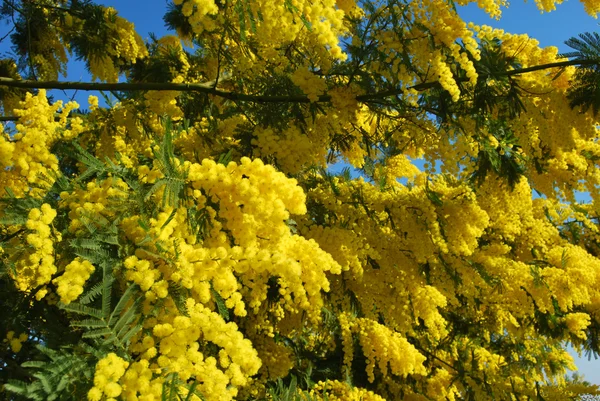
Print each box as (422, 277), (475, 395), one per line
(0, 58), (597, 110)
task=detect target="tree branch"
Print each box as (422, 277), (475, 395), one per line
(0, 58), (598, 109)
(357, 58), (600, 101)
(0, 77), (317, 103)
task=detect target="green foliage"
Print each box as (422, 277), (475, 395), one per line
(563, 32), (600, 116)
(4, 344), (97, 401)
(148, 125), (187, 208)
(266, 376), (321, 401)
(469, 119), (526, 188)
(61, 283), (143, 352)
(470, 39), (526, 119)
(160, 373), (206, 401)
(210, 284), (231, 321)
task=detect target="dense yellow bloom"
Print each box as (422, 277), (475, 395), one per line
(59, 177), (129, 233)
(53, 258), (95, 304)
(564, 313), (592, 340)
(144, 37), (188, 122)
(5, 2), (600, 400)
(89, 7), (148, 82)
(88, 353), (129, 401)
(311, 380), (387, 401)
(355, 318), (427, 382)
(0, 91), (84, 194)
(12, 204), (58, 293)
(291, 66), (328, 102)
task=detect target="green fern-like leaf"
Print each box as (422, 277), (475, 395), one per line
(59, 302), (104, 320)
(210, 285), (230, 322)
(78, 275), (114, 305)
(562, 32), (600, 61)
(562, 32), (600, 116)
(4, 344), (96, 401)
(60, 283), (143, 352)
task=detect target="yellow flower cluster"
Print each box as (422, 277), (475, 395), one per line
(12, 204), (58, 293)
(173, 0), (349, 78)
(250, 335), (294, 380)
(187, 299), (262, 377)
(87, 353), (129, 401)
(4, 331), (28, 353)
(382, 154), (421, 183)
(123, 256), (166, 300)
(119, 359), (164, 400)
(291, 66), (328, 102)
(0, 125), (14, 166)
(426, 368), (459, 400)
(541, 245), (600, 312)
(4, 1), (600, 398)
(303, 225), (368, 276)
(335, 0), (363, 15)
(90, 101), (155, 168)
(329, 87), (361, 123)
(410, 285), (448, 339)
(59, 178), (130, 233)
(99, 156), (346, 398)
(0, 91), (84, 195)
(53, 258), (95, 304)
(310, 380), (387, 401)
(252, 125), (327, 174)
(581, 0), (600, 16)
(142, 35), (191, 121)
(456, 0), (507, 18)
(174, 116), (244, 163)
(357, 318), (427, 381)
(89, 57), (120, 85)
(564, 313), (592, 340)
(174, 0), (219, 35)
(300, 171), (593, 395)
(338, 315), (427, 383)
(88, 95), (100, 111)
(396, 0), (481, 101)
(31, 29), (68, 81)
(438, 193), (490, 256)
(89, 7), (148, 82)
(338, 312), (355, 372)
(433, 51), (460, 102)
(139, 299), (262, 401)
(144, 91), (183, 121)
(187, 157), (306, 246)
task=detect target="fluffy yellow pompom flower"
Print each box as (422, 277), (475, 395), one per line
(291, 66), (327, 102)
(88, 95), (99, 111)
(11, 204), (58, 293)
(89, 7), (148, 82)
(53, 258), (95, 304)
(0, 91), (84, 195)
(354, 318), (427, 382)
(88, 353), (129, 401)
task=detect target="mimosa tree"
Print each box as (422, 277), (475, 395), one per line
(1, 0), (600, 400)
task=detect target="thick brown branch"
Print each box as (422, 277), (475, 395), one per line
(0, 77), (316, 103)
(0, 59), (598, 108)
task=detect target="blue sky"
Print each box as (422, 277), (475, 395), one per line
(459, 0), (600, 52)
